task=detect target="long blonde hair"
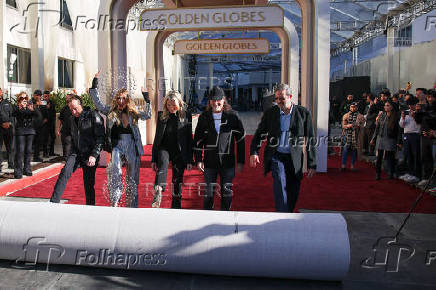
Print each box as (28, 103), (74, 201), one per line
(108, 89), (139, 126)
(161, 90), (186, 122)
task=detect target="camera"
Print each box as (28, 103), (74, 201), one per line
(404, 110), (409, 115)
(40, 100), (47, 106)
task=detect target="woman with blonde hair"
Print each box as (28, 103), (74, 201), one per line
(13, 92), (41, 179)
(89, 71), (152, 207)
(151, 90), (193, 208)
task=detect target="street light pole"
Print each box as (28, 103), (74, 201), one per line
(8, 53), (17, 102)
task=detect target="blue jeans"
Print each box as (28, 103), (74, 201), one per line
(342, 144), (357, 166)
(271, 152), (301, 213)
(203, 167), (235, 210)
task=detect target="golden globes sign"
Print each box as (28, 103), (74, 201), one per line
(140, 5), (284, 31)
(174, 38), (270, 54)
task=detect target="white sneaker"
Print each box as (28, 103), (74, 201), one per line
(417, 179), (429, 187)
(399, 174), (411, 180)
(405, 176), (420, 183)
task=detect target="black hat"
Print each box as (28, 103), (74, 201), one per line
(350, 102), (359, 107)
(33, 89), (42, 96)
(208, 86), (225, 100)
(43, 90), (50, 95)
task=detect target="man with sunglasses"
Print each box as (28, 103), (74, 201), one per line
(250, 84), (317, 213)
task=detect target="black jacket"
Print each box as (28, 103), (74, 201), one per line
(69, 107), (105, 160)
(364, 103), (379, 129)
(13, 106), (41, 135)
(194, 110), (245, 169)
(250, 105), (317, 179)
(152, 111), (193, 165)
(0, 98), (14, 126)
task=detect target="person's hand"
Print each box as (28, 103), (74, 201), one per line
(56, 129), (61, 136)
(370, 139), (375, 146)
(187, 163), (193, 171)
(151, 162), (158, 172)
(197, 162), (204, 172)
(401, 111), (405, 119)
(43, 118), (48, 124)
(95, 70), (101, 78)
(250, 155), (260, 168)
(141, 86), (147, 93)
(397, 144), (402, 149)
(87, 156), (96, 167)
(236, 163), (244, 173)
(27, 104), (34, 111)
(306, 168), (316, 179)
(1, 122), (10, 129)
(46, 102), (50, 109)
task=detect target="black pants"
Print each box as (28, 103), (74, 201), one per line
(362, 127), (375, 154)
(154, 150), (186, 209)
(421, 136), (434, 180)
(47, 122), (56, 155)
(14, 134), (34, 177)
(50, 154), (97, 205)
(404, 133), (421, 178)
(33, 125), (48, 158)
(203, 167), (235, 211)
(61, 133), (72, 159)
(376, 150), (396, 177)
(0, 127), (14, 168)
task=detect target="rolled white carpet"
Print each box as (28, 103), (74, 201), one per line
(0, 201), (350, 280)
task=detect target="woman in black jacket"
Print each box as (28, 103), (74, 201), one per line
(371, 100), (400, 180)
(151, 90), (193, 209)
(13, 92), (41, 179)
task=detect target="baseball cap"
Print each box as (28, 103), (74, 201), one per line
(208, 86), (225, 101)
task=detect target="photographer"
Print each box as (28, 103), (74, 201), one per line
(43, 90), (57, 157)
(13, 92), (41, 179)
(399, 97), (421, 183)
(0, 88), (14, 172)
(415, 89), (436, 187)
(32, 90), (47, 162)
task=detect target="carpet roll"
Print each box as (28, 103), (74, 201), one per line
(0, 201), (350, 280)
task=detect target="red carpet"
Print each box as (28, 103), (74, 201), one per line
(10, 136), (436, 213)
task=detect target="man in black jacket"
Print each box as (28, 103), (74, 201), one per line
(43, 90), (57, 156)
(0, 88), (14, 172)
(50, 95), (104, 205)
(194, 86), (245, 211)
(250, 84), (316, 213)
(362, 94), (378, 155)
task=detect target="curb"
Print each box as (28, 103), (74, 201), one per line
(0, 163), (64, 197)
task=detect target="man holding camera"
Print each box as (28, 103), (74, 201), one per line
(399, 97), (421, 183)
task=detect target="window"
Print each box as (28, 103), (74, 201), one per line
(58, 59), (74, 88)
(394, 26), (412, 47)
(60, 0), (73, 30)
(6, 0), (17, 8)
(7, 45), (31, 84)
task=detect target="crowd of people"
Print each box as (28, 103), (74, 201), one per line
(0, 89), (59, 179)
(331, 84), (436, 190)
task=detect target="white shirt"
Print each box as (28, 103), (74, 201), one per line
(399, 115), (421, 134)
(212, 112), (222, 134)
